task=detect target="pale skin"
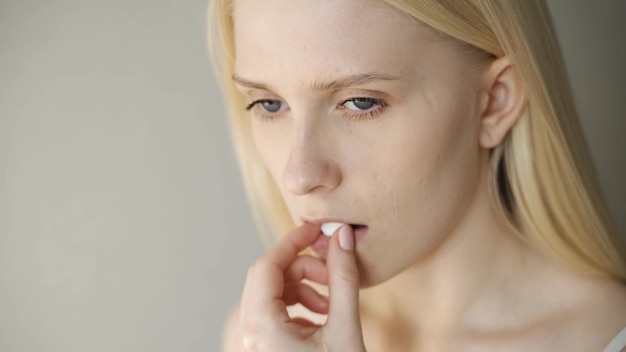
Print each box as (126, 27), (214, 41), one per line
(224, 0), (626, 351)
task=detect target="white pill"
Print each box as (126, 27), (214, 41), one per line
(321, 222), (344, 237)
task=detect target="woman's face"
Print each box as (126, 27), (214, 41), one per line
(232, 0), (490, 286)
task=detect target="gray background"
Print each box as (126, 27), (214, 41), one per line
(0, 1), (624, 351)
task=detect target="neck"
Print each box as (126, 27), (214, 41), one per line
(359, 171), (563, 341)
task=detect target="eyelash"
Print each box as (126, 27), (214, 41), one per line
(339, 97), (389, 121)
(245, 97), (389, 121)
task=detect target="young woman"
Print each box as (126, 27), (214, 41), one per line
(208, 0), (626, 350)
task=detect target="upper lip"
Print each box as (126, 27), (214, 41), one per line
(301, 216), (366, 227)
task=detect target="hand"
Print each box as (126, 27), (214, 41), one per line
(231, 223), (366, 351)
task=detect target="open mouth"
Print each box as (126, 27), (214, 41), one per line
(351, 224), (369, 240)
(320, 222), (367, 236)
(311, 223), (368, 255)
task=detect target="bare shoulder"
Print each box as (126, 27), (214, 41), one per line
(561, 278), (626, 351)
(222, 303), (240, 352)
(594, 280), (626, 348)
(489, 275), (626, 352)
(493, 278), (626, 352)
(587, 278), (626, 325)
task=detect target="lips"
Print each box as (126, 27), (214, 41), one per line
(321, 222), (344, 236)
(302, 216), (366, 229)
(308, 222), (369, 256)
(320, 222), (367, 236)
(300, 216), (368, 255)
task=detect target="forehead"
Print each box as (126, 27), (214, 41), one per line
(232, 0), (442, 81)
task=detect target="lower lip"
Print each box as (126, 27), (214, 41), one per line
(310, 226), (368, 256)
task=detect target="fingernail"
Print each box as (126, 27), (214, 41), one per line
(338, 224), (354, 251)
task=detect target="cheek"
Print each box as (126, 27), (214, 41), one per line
(367, 103), (478, 189)
(251, 120), (305, 219)
(355, 102), (482, 284)
(251, 120), (290, 180)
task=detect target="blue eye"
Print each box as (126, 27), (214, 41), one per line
(340, 97), (389, 121)
(245, 99), (287, 113)
(344, 98), (377, 111)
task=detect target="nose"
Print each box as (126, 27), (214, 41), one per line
(282, 121), (342, 195)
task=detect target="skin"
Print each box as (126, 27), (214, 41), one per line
(225, 0), (626, 351)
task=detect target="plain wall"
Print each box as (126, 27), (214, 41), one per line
(0, 1), (624, 351)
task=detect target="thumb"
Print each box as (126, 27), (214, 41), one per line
(325, 224), (362, 332)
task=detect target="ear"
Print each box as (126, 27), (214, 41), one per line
(478, 56), (527, 149)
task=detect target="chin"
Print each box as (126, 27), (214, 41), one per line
(355, 253), (402, 289)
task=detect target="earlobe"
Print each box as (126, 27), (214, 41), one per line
(479, 56), (527, 149)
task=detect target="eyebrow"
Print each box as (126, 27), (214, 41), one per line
(232, 72), (399, 92)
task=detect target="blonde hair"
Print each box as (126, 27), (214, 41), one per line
(208, 0), (626, 281)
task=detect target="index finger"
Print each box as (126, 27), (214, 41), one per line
(264, 222), (321, 270)
(248, 223), (321, 307)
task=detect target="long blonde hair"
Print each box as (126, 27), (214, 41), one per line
(208, 0), (626, 281)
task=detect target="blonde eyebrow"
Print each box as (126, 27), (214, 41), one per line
(231, 72), (399, 92)
(232, 74), (269, 90)
(310, 73), (399, 92)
